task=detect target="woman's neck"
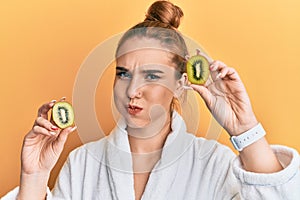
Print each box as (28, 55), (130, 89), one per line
(127, 118), (172, 154)
(127, 118), (172, 174)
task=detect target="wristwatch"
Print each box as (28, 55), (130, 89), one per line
(230, 123), (266, 151)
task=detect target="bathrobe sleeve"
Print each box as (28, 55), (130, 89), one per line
(0, 158), (72, 200)
(0, 187), (53, 200)
(1, 151), (80, 200)
(233, 145), (300, 199)
(213, 144), (300, 199)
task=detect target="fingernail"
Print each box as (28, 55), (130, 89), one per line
(216, 73), (222, 80)
(210, 64), (215, 70)
(60, 97), (66, 101)
(50, 131), (56, 135)
(50, 100), (57, 103)
(70, 126), (77, 132)
(182, 86), (193, 90)
(51, 126), (58, 130)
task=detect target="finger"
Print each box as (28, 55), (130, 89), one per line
(57, 126), (77, 143)
(32, 125), (56, 137)
(216, 67), (230, 80)
(182, 85), (193, 90)
(210, 60), (227, 72)
(204, 75), (213, 87)
(49, 115), (56, 126)
(216, 66), (241, 81)
(209, 61), (227, 81)
(37, 100), (56, 119)
(35, 117), (59, 132)
(190, 84), (214, 108)
(50, 126), (77, 157)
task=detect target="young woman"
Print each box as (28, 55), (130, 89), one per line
(3, 1), (300, 199)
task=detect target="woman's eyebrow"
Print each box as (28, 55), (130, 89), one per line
(116, 66), (128, 71)
(141, 69), (164, 74)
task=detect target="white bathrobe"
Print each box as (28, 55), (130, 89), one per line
(2, 112), (300, 199)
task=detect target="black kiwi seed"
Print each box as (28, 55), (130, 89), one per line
(186, 55), (210, 85)
(52, 101), (75, 129)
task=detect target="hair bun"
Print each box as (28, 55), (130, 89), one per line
(145, 1), (184, 29)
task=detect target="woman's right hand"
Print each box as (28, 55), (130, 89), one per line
(21, 99), (77, 175)
(17, 99), (76, 199)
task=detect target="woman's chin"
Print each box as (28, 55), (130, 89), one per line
(125, 116), (150, 129)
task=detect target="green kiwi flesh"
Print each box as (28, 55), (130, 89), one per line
(52, 102), (75, 129)
(186, 55), (210, 85)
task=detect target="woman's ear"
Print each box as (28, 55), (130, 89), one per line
(174, 73), (188, 98)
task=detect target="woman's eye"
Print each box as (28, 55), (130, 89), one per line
(116, 72), (132, 79)
(145, 73), (160, 81)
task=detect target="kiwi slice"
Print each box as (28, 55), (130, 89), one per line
(186, 55), (210, 85)
(52, 101), (75, 129)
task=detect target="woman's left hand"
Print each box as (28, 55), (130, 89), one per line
(191, 60), (258, 136)
(191, 59), (284, 173)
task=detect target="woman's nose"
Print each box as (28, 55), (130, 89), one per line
(127, 78), (142, 99)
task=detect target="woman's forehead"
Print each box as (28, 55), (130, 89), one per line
(116, 48), (173, 68)
(116, 37), (173, 58)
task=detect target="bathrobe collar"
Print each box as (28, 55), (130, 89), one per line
(105, 111), (195, 199)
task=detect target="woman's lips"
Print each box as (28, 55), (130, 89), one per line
(128, 104), (143, 115)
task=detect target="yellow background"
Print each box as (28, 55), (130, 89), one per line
(1, 0), (300, 196)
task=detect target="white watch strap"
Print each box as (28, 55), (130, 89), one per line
(230, 123), (266, 151)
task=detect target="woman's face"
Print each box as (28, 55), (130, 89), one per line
(114, 37), (182, 129)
